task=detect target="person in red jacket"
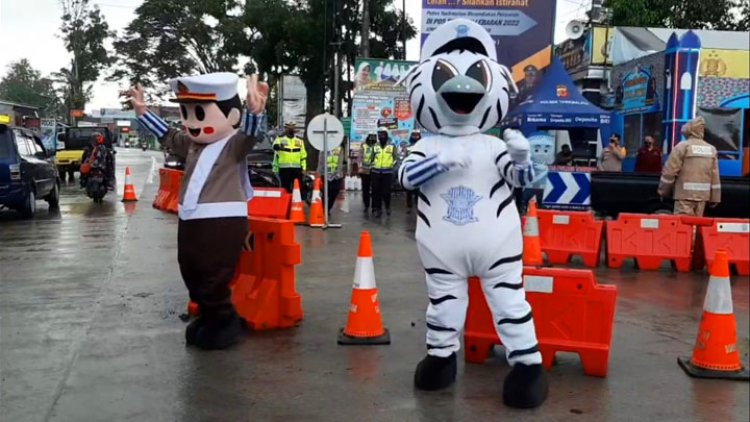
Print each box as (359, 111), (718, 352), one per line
(635, 135), (663, 173)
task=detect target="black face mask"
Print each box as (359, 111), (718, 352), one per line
(285, 129), (295, 137)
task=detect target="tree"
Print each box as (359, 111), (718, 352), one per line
(0, 59), (63, 117)
(242, 0), (416, 121)
(606, 0), (745, 30)
(734, 0), (750, 31)
(110, 0), (249, 94)
(58, 0), (113, 120)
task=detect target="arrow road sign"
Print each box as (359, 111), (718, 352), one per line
(543, 171), (591, 206)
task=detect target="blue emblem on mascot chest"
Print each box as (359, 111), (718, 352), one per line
(441, 186), (482, 226)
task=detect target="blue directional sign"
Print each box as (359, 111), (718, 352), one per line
(543, 171), (591, 210)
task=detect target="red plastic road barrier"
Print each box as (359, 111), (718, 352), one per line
(152, 168), (171, 210)
(230, 217), (303, 330)
(694, 219), (750, 276)
(464, 268), (617, 377)
(538, 210), (603, 267)
(606, 213), (693, 272)
(164, 170), (182, 214)
(248, 188), (291, 219)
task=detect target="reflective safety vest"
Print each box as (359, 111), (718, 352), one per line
(273, 136), (307, 171)
(372, 144), (395, 172)
(327, 147), (341, 173)
(361, 144), (374, 168)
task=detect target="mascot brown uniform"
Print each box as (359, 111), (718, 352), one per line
(127, 73), (267, 350)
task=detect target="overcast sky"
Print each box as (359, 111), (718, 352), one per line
(0, 0), (590, 111)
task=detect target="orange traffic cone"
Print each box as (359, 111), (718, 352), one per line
(338, 231), (391, 345)
(121, 166), (138, 202)
(288, 178), (306, 224)
(308, 178), (325, 227)
(522, 199), (543, 266)
(678, 249), (749, 380)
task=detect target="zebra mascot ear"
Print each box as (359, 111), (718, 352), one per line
(404, 19), (516, 136)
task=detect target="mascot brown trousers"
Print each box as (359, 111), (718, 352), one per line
(177, 217), (248, 320)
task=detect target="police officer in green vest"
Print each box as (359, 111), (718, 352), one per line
(273, 122), (307, 193)
(370, 129), (399, 217)
(317, 145), (346, 213)
(405, 129), (422, 212)
(359, 133), (377, 214)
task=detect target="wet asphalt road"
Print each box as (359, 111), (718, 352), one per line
(0, 148), (748, 421)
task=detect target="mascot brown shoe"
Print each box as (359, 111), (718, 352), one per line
(502, 363), (549, 408)
(414, 353), (457, 391)
(195, 313), (244, 350)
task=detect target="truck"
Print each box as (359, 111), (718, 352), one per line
(56, 126), (114, 181)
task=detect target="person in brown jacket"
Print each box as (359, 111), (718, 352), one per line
(127, 73), (268, 350)
(657, 117), (721, 216)
(599, 133), (627, 172)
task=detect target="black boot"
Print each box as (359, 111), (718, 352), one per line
(414, 353), (457, 391)
(185, 317), (206, 346)
(194, 313), (244, 350)
(502, 363), (548, 409)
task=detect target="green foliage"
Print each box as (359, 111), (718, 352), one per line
(606, 0), (747, 30)
(110, 0), (247, 92)
(57, 0), (113, 118)
(112, 0), (417, 134)
(0, 59), (63, 118)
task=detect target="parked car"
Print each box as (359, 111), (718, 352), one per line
(0, 122), (60, 218)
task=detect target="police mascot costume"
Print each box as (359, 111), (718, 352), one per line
(127, 74), (267, 350)
(397, 19), (548, 408)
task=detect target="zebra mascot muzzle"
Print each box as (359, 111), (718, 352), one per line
(398, 19), (548, 409)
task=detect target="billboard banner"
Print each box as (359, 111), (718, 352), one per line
(40, 119), (58, 151)
(100, 108), (135, 119)
(351, 58), (418, 147)
(591, 27), (614, 66)
(421, 0), (556, 108)
(280, 75), (307, 137)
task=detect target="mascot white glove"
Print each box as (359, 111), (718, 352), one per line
(503, 129), (531, 167)
(436, 146), (472, 170)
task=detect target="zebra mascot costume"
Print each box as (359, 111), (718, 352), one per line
(398, 19), (548, 408)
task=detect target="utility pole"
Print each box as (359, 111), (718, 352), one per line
(402, 0), (407, 60)
(361, 0), (370, 58)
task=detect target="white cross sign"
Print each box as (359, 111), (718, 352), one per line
(306, 113), (344, 152)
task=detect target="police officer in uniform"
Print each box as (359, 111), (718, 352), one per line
(658, 117), (721, 216)
(370, 129), (399, 217)
(273, 122), (307, 193)
(317, 144), (346, 213)
(359, 134), (376, 214)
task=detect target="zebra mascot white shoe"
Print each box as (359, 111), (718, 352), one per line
(398, 19), (548, 409)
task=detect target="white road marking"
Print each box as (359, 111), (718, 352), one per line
(147, 157), (157, 185)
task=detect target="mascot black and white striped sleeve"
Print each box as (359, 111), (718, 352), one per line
(398, 141), (446, 191)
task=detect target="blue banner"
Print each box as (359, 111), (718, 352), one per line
(421, 0), (557, 110)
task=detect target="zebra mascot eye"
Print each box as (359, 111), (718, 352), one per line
(432, 59), (458, 91)
(466, 60), (492, 92)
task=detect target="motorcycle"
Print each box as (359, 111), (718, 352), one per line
(84, 168), (108, 203)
